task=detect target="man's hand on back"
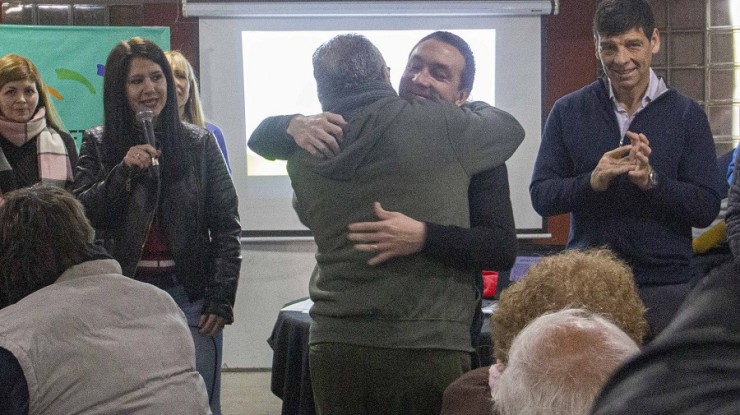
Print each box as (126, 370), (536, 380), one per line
(347, 202), (426, 266)
(287, 113), (346, 158)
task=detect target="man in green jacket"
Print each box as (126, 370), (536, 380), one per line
(250, 31), (522, 368)
(253, 33), (523, 415)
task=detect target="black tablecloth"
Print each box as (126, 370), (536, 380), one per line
(267, 303), (493, 415)
(267, 309), (314, 415)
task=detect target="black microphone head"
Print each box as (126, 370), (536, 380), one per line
(135, 106), (154, 123)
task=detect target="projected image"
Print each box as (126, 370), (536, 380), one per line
(242, 29), (495, 176)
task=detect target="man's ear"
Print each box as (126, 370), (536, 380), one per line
(455, 89), (471, 106)
(383, 65), (392, 85)
(650, 28), (661, 55)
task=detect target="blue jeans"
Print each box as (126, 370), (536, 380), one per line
(166, 284), (223, 415)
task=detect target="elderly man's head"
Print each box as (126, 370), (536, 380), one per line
(492, 308), (640, 415)
(492, 248), (647, 364)
(312, 33), (389, 108)
(0, 185), (94, 307)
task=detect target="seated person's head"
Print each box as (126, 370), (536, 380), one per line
(492, 248), (647, 364)
(492, 308), (640, 415)
(0, 185), (93, 307)
(0, 186), (212, 414)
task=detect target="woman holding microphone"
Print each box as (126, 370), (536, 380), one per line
(73, 37), (241, 414)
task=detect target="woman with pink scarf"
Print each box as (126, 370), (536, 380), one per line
(0, 54), (77, 203)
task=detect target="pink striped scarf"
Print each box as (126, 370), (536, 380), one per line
(0, 107), (73, 202)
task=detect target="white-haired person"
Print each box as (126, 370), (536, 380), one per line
(440, 248), (647, 415)
(491, 308), (640, 415)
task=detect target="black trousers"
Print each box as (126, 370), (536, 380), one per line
(638, 281), (692, 344)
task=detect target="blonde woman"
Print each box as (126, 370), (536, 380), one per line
(166, 50), (231, 172)
(0, 53), (77, 201)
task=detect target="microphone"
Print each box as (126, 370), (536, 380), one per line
(135, 106), (159, 166)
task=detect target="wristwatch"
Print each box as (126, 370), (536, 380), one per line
(648, 169), (659, 190)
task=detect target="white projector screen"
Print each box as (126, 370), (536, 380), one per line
(243, 29), (496, 177)
(198, 14), (544, 236)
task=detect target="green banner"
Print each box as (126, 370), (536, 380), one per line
(0, 25), (170, 147)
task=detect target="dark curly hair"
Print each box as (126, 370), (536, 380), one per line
(491, 248), (648, 363)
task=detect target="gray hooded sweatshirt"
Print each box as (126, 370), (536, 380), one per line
(287, 81), (524, 352)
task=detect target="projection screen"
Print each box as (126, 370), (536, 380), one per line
(196, 5), (546, 237)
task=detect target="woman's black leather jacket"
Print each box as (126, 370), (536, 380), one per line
(73, 123), (241, 323)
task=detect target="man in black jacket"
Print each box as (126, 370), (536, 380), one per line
(590, 259), (740, 414)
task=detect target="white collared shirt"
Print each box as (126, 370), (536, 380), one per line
(608, 68), (668, 144)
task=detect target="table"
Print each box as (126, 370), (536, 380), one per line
(267, 301), (493, 415)
(267, 308), (314, 415)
